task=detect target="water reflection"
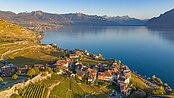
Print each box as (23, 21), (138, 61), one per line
(147, 27), (174, 44)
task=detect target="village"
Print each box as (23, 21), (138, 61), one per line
(0, 48), (133, 97)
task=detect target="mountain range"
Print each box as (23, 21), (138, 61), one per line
(0, 10), (147, 30)
(1, 9), (174, 30)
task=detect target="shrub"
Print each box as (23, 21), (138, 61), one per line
(10, 94), (22, 98)
(12, 74), (18, 80)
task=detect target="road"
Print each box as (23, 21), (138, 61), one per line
(109, 93), (122, 98)
(0, 76), (27, 90)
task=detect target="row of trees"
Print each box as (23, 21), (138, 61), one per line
(152, 75), (163, 85)
(26, 66), (60, 78)
(27, 67), (40, 78)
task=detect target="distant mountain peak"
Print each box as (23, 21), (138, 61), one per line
(120, 15), (130, 18)
(31, 10), (44, 16)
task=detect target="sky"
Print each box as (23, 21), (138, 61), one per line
(0, 0), (174, 19)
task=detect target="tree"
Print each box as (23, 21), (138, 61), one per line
(121, 64), (125, 68)
(152, 75), (156, 81)
(0, 77), (3, 82)
(16, 70), (21, 75)
(156, 78), (163, 85)
(152, 75), (163, 85)
(163, 83), (169, 88)
(131, 85), (137, 91)
(98, 53), (102, 59)
(33, 67), (40, 75)
(54, 68), (60, 73)
(27, 69), (35, 77)
(12, 74), (18, 80)
(10, 69), (16, 75)
(45, 66), (52, 73)
(113, 59), (117, 63)
(10, 94), (22, 98)
(118, 60), (121, 65)
(152, 86), (165, 95)
(83, 73), (89, 84)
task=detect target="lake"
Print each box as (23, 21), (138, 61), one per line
(43, 26), (174, 88)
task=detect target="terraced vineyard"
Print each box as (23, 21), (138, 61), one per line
(49, 77), (111, 98)
(49, 78), (72, 98)
(49, 78), (86, 98)
(23, 84), (48, 98)
(79, 84), (111, 98)
(36, 74), (65, 87)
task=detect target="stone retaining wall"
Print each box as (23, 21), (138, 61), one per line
(0, 73), (51, 98)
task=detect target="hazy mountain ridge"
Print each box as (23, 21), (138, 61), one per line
(145, 9), (174, 27)
(0, 11), (16, 22)
(0, 10), (147, 30)
(103, 15), (148, 25)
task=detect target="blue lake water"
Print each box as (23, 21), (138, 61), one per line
(43, 26), (174, 88)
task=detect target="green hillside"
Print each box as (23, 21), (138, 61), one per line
(0, 20), (62, 66)
(0, 19), (39, 43)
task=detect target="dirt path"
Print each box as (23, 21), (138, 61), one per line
(0, 41), (26, 47)
(46, 79), (65, 98)
(83, 85), (107, 98)
(46, 82), (61, 98)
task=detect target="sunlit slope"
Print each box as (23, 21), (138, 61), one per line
(0, 20), (40, 43)
(0, 20), (61, 66)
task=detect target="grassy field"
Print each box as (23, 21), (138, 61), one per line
(130, 73), (149, 89)
(80, 55), (112, 65)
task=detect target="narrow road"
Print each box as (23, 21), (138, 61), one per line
(0, 41), (27, 47)
(0, 76), (27, 90)
(83, 85), (107, 98)
(46, 82), (61, 98)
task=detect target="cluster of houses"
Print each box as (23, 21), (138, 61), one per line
(0, 60), (45, 76)
(49, 53), (131, 96)
(117, 65), (131, 95)
(68, 49), (100, 60)
(0, 60), (18, 76)
(69, 49), (86, 59)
